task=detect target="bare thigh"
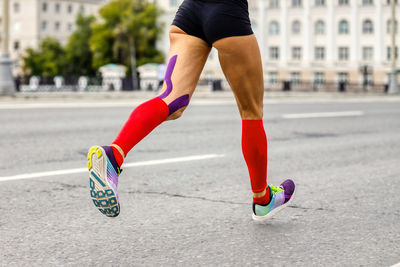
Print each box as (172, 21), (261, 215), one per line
(213, 35), (264, 120)
(159, 26), (211, 120)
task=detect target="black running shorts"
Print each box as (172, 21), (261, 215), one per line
(172, 0), (253, 46)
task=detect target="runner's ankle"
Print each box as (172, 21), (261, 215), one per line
(111, 144), (124, 167)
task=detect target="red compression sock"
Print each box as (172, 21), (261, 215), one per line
(242, 120), (270, 205)
(253, 188), (271, 205)
(111, 146), (124, 168)
(112, 97), (169, 166)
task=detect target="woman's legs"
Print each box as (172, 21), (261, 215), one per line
(213, 35), (270, 205)
(111, 26), (211, 166)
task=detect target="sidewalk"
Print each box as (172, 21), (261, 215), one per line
(1, 90), (400, 105)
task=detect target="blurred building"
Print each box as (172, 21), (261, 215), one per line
(0, 0), (105, 74)
(156, 0), (400, 88)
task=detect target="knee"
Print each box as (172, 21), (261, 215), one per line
(239, 103), (263, 120)
(167, 107), (186, 121)
(163, 94), (190, 120)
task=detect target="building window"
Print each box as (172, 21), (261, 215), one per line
(387, 46), (399, 60)
(79, 5), (85, 14)
(13, 22), (21, 32)
(41, 21), (47, 31)
(68, 23), (73, 32)
(13, 2), (20, 13)
(362, 0), (373, 5)
(292, 0), (302, 7)
(290, 72), (301, 85)
(338, 47), (349, 61)
(387, 19), (398, 34)
(315, 0), (325, 6)
(365, 73), (374, 86)
(339, 19), (349, 34)
(268, 72), (278, 85)
(292, 20), (301, 34)
(338, 0), (349, 5)
(42, 2), (47, 12)
(270, 47), (280, 60)
(315, 47), (325, 60)
(359, 67), (373, 86)
(68, 4), (73, 13)
(270, 0), (280, 8)
(55, 22), (60, 31)
(14, 41), (20, 50)
(313, 72), (325, 85)
(362, 19), (374, 34)
(269, 21), (280, 35)
(55, 3), (60, 13)
(362, 47), (373, 61)
(315, 20), (325, 35)
(338, 72), (349, 83)
(386, 0), (398, 4)
(292, 47), (302, 60)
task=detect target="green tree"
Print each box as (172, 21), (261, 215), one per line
(65, 14), (96, 76)
(90, 0), (164, 71)
(22, 37), (66, 76)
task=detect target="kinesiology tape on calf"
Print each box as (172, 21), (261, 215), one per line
(158, 55), (190, 115)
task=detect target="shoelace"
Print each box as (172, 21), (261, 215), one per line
(269, 184), (283, 196)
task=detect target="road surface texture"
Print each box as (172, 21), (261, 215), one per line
(0, 93), (399, 266)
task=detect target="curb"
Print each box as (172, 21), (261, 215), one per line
(0, 90), (397, 100)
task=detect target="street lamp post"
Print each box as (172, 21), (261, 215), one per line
(0, 0), (15, 96)
(388, 0), (399, 94)
(129, 36), (139, 90)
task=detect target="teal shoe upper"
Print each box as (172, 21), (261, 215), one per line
(253, 184), (286, 216)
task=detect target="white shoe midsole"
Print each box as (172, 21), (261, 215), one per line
(252, 191), (295, 222)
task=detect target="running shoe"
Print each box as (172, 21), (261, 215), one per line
(252, 179), (295, 221)
(87, 145), (122, 217)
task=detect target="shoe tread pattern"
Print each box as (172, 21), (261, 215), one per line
(88, 146), (120, 217)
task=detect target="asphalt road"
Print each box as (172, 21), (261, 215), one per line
(0, 96), (399, 266)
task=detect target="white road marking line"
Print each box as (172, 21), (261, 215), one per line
(282, 111), (364, 119)
(391, 263), (400, 267)
(0, 154), (225, 182)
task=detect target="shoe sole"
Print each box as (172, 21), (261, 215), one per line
(87, 146), (120, 217)
(252, 190), (295, 222)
